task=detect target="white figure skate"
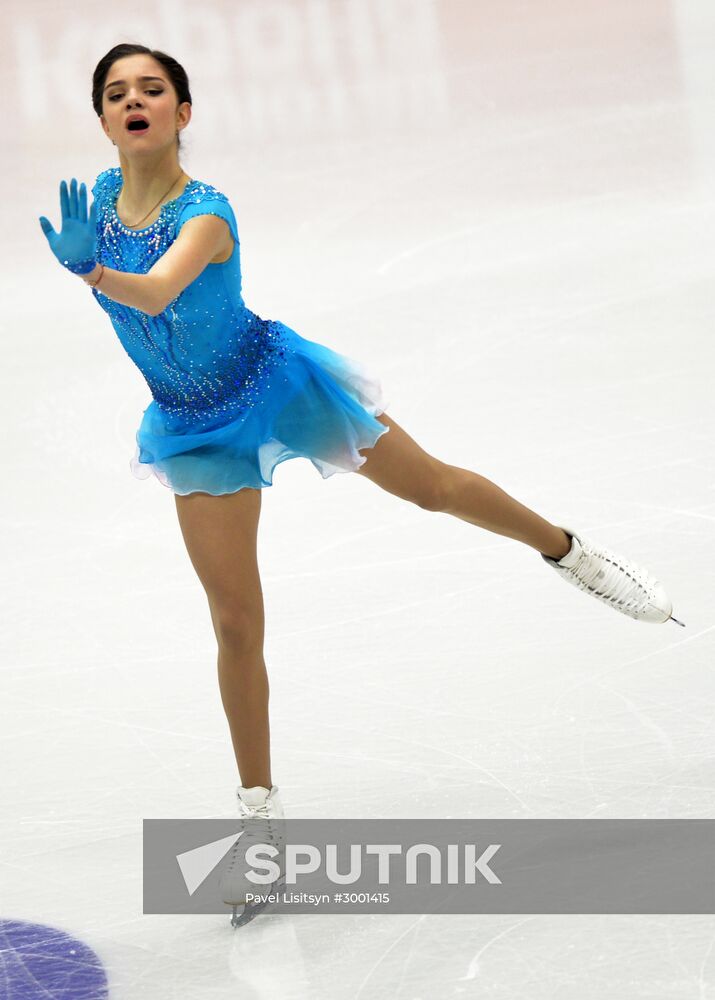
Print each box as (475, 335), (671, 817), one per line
(219, 784), (286, 928)
(541, 525), (685, 626)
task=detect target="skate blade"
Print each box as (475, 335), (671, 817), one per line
(669, 614), (686, 628)
(231, 900), (269, 928)
(229, 876), (286, 928)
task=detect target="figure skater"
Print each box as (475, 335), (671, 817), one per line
(39, 44), (684, 920)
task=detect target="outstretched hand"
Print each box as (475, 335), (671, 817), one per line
(39, 178), (98, 275)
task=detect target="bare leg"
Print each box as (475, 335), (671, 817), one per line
(214, 629), (272, 790)
(356, 412), (571, 560)
(440, 466), (572, 559)
(175, 488), (272, 788)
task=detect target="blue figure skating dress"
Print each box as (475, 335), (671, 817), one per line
(90, 167), (390, 495)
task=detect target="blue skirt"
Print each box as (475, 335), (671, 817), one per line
(129, 320), (390, 496)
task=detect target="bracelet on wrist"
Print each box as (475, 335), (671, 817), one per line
(84, 263), (105, 289)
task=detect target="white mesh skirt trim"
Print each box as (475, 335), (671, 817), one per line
(128, 377), (390, 494)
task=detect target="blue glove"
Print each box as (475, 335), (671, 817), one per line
(39, 178), (98, 275)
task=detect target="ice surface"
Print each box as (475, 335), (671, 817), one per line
(2, 0), (713, 996)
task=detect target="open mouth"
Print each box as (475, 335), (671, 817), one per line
(126, 119), (150, 132)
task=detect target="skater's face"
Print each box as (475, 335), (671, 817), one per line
(99, 54), (190, 156)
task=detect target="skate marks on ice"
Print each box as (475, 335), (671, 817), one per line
(0, 919), (109, 999)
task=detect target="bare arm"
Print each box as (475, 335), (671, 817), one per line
(80, 214), (232, 317)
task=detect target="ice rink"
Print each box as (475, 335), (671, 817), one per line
(2, 0), (714, 996)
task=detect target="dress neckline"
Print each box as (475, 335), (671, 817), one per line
(110, 169), (196, 234)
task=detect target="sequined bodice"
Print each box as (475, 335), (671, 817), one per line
(90, 167), (289, 432)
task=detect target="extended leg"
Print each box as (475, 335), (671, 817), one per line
(355, 412), (571, 560)
(355, 412), (680, 625)
(439, 465), (572, 559)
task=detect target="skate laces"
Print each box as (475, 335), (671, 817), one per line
(565, 540), (653, 613)
(226, 799), (281, 872)
(239, 799), (272, 820)
(238, 798), (279, 843)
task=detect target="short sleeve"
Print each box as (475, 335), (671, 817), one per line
(175, 197), (240, 247)
(91, 167), (117, 205)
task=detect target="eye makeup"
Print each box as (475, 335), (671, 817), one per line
(108, 88), (164, 102)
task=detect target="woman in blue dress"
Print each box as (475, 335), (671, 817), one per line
(39, 44), (682, 912)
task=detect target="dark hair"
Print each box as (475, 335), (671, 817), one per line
(91, 43), (191, 150)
